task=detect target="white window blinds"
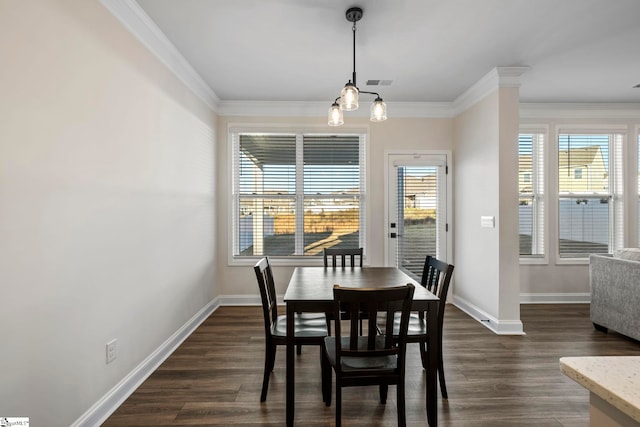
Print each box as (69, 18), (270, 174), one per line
(303, 135), (363, 253)
(519, 133), (545, 257)
(233, 132), (365, 258)
(395, 163), (445, 279)
(557, 133), (624, 258)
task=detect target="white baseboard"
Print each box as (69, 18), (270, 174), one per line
(219, 294), (262, 306)
(452, 295), (525, 335)
(520, 293), (591, 304)
(71, 297), (222, 427)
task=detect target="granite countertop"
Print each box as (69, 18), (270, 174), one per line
(560, 356), (640, 423)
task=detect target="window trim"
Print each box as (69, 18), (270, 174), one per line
(554, 125), (626, 264)
(227, 124), (369, 266)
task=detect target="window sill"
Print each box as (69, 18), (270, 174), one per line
(555, 257), (590, 266)
(519, 256), (548, 265)
(228, 256), (327, 267)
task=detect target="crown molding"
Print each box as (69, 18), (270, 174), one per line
(219, 101), (327, 117)
(453, 66), (530, 115)
(99, 0), (220, 112)
(521, 102), (640, 119)
(94, 4), (536, 121)
(389, 102), (454, 118)
(219, 100), (455, 118)
(91, 10), (636, 123)
(96, 1), (454, 119)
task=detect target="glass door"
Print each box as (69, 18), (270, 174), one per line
(387, 154), (448, 279)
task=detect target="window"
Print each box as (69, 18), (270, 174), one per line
(519, 132), (545, 258)
(558, 132), (624, 258)
(232, 132), (365, 259)
(574, 168), (583, 180)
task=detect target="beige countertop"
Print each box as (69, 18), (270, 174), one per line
(560, 356), (640, 423)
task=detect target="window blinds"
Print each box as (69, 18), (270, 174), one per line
(557, 133), (623, 258)
(518, 133), (545, 257)
(234, 133), (363, 257)
(396, 165), (442, 279)
(302, 135), (362, 253)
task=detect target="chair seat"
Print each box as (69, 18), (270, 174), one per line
(406, 313), (428, 336)
(272, 313), (328, 338)
(378, 312), (428, 337)
(324, 336), (398, 372)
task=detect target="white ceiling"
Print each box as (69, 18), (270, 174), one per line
(135, 0), (640, 104)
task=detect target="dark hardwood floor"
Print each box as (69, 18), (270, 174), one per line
(102, 304), (639, 426)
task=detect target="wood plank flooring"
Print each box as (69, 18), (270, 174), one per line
(102, 304), (640, 426)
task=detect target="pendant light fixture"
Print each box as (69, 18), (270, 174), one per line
(328, 6), (387, 126)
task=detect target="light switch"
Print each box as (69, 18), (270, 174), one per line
(480, 216), (495, 228)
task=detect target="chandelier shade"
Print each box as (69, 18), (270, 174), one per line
(339, 82), (359, 111)
(328, 7), (387, 126)
(370, 97), (387, 122)
(328, 101), (344, 126)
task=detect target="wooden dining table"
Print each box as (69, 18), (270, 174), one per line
(284, 266), (440, 426)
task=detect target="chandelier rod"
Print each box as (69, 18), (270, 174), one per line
(352, 21), (357, 87)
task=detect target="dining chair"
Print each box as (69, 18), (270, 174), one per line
(323, 247), (366, 334)
(324, 283), (415, 427)
(323, 247), (363, 268)
(253, 257), (330, 403)
(385, 256), (455, 398)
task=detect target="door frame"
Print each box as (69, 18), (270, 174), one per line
(383, 150), (453, 267)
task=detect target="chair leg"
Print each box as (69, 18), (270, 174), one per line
(266, 342), (276, 373)
(439, 345), (448, 399)
(320, 346), (332, 406)
(397, 377), (407, 427)
(296, 312), (303, 354)
(260, 343), (275, 402)
(418, 341), (428, 369)
(379, 382), (388, 404)
(335, 384), (342, 427)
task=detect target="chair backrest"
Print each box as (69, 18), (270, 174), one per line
(331, 284), (415, 374)
(420, 256), (455, 327)
(254, 257), (278, 335)
(324, 247), (363, 267)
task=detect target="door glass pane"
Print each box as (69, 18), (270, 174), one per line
(396, 166), (440, 279)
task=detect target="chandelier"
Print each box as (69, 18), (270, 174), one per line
(328, 7), (387, 126)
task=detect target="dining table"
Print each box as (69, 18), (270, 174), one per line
(284, 266), (440, 426)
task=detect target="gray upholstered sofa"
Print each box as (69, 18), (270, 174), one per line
(589, 249), (640, 342)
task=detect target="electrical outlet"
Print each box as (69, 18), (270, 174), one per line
(106, 339), (117, 364)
